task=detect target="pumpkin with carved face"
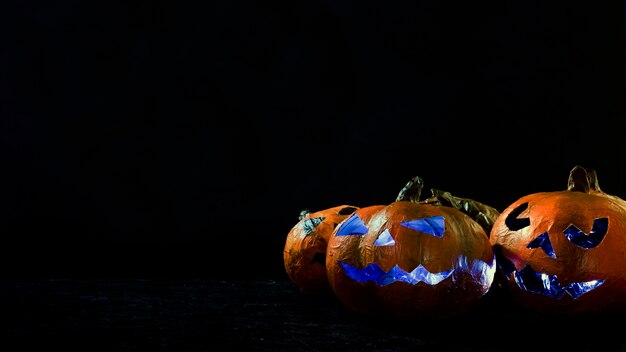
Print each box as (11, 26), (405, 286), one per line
(490, 165), (626, 314)
(284, 205), (359, 294)
(325, 177), (497, 318)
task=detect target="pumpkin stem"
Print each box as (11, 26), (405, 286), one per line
(396, 176), (500, 235)
(298, 209), (310, 220)
(422, 189), (500, 234)
(567, 165), (601, 193)
(586, 168), (602, 192)
(395, 175), (424, 202)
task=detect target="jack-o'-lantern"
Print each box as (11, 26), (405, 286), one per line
(490, 165), (626, 314)
(326, 176), (498, 318)
(284, 205), (358, 294)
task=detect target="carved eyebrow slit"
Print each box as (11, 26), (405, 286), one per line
(505, 202), (530, 230)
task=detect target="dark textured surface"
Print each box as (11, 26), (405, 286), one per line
(1, 277), (626, 351)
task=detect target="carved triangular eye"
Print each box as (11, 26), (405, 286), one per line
(335, 213), (368, 236)
(374, 229), (395, 246)
(526, 232), (556, 258)
(400, 216), (445, 238)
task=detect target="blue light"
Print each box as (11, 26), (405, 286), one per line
(373, 229), (395, 246)
(339, 261), (453, 286)
(563, 217), (608, 249)
(513, 264), (604, 299)
(400, 216), (445, 238)
(526, 232), (557, 258)
(335, 213), (368, 236)
(339, 255), (495, 288)
(565, 280), (605, 299)
(494, 245), (517, 279)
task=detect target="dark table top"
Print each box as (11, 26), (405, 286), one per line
(1, 277), (624, 351)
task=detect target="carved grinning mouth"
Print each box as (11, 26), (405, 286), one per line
(494, 247), (605, 299)
(339, 256), (496, 287)
(513, 264), (605, 299)
(339, 261), (453, 286)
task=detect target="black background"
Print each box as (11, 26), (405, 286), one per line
(2, 1), (624, 280)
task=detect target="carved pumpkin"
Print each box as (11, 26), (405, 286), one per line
(283, 205), (358, 294)
(325, 176), (498, 318)
(490, 165), (626, 314)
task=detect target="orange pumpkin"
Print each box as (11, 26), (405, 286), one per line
(283, 205), (358, 294)
(490, 165), (626, 314)
(325, 176), (498, 318)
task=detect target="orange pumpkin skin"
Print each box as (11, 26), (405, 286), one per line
(283, 205), (358, 294)
(326, 201), (495, 318)
(490, 166), (626, 314)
